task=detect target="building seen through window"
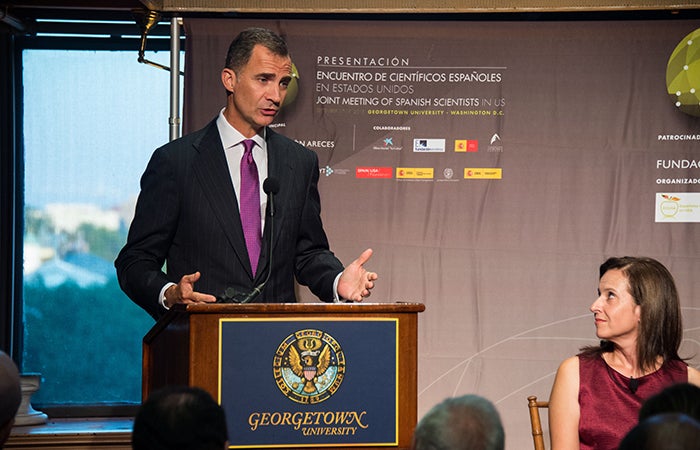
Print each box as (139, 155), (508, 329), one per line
(22, 49), (180, 407)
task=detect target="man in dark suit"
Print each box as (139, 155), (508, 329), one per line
(115, 27), (377, 320)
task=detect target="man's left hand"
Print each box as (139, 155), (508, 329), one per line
(337, 248), (378, 302)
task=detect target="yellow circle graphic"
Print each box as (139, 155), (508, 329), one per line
(666, 28), (700, 117)
(282, 63), (300, 108)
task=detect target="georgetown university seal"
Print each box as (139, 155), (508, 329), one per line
(273, 329), (346, 404)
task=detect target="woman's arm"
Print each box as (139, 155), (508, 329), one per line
(549, 356), (581, 450)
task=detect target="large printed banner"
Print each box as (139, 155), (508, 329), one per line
(186, 19), (700, 449)
(219, 319), (398, 448)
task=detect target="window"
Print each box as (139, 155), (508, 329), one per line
(22, 48), (180, 408)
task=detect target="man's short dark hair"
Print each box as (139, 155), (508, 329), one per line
(225, 27), (289, 73)
(132, 385), (228, 450)
(412, 394), (505, 450)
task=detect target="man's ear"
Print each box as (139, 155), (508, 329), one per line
(221, 68), (236, 93)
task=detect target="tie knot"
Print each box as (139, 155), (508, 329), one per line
(242, 139), (255, 155)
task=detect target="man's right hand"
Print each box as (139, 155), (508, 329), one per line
(163, 272), (218, 308)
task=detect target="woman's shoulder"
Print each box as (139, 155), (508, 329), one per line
(577, 350), (604, 366)
(556, 355), (581, 375)
(687, 365), (700, 385)
(558, 353), (609, 372)
(661, 358), (691, 373)
(647, 358), (692, 385)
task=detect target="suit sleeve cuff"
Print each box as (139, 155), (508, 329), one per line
(332, 272), (342, 303)
(159, 282), (176, 310)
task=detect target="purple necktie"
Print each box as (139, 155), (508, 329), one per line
(239, 139), (261, 276)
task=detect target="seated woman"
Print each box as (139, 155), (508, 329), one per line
(548, 256), (700, 450)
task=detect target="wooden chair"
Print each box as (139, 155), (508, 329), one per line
(528, 395), (549, 450)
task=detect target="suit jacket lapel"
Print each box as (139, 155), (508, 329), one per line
(191, 121), (254, 278)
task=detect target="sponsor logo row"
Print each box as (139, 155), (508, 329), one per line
(353, 167), (502, 179)
(301, 135), (504, 153)
(377, 135), (502, 153)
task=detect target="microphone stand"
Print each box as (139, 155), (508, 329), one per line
(238, 214), (274, 303)
(217, 178), (277, 304)
(238, 200), (274, 304)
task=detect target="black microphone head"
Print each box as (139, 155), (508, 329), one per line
(263, 177), (280, 195)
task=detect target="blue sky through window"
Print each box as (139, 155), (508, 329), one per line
(24, 50), (174, 209)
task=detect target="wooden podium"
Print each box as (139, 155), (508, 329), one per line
(142, 302), (424, 449)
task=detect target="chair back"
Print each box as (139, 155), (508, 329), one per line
(527, 395), (549, 450)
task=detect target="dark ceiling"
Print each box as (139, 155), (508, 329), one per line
(0, 1), (180, 49)
(4, 1), (149, 21)
(3, 0), (699, 36)
(1, 1), (153, 36)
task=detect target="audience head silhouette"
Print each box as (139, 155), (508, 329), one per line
(619, 413), (700, 450)
(639, 382), (700, 422)
(412, 394), (504, 450)
(132, 385), (228, 450)
(0, 351), (21, 448)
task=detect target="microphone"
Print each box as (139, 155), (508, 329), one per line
(218, 177), (279, 304)
(629, 377), (639, 394)
(263, 177), (280, 217)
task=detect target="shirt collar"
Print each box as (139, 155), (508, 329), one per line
(216, 108), (266, 149)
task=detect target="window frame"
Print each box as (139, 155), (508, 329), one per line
(2, 17), (181, 417)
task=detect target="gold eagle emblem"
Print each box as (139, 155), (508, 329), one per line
(288, 338), (331, 394)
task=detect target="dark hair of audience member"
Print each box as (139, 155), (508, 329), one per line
(132, 385), (228, 450)
(412, 394), (504, 450)
(0, 351), (21, 448)
(619, 413), (700, 450)
(639, 382), (700, 423)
